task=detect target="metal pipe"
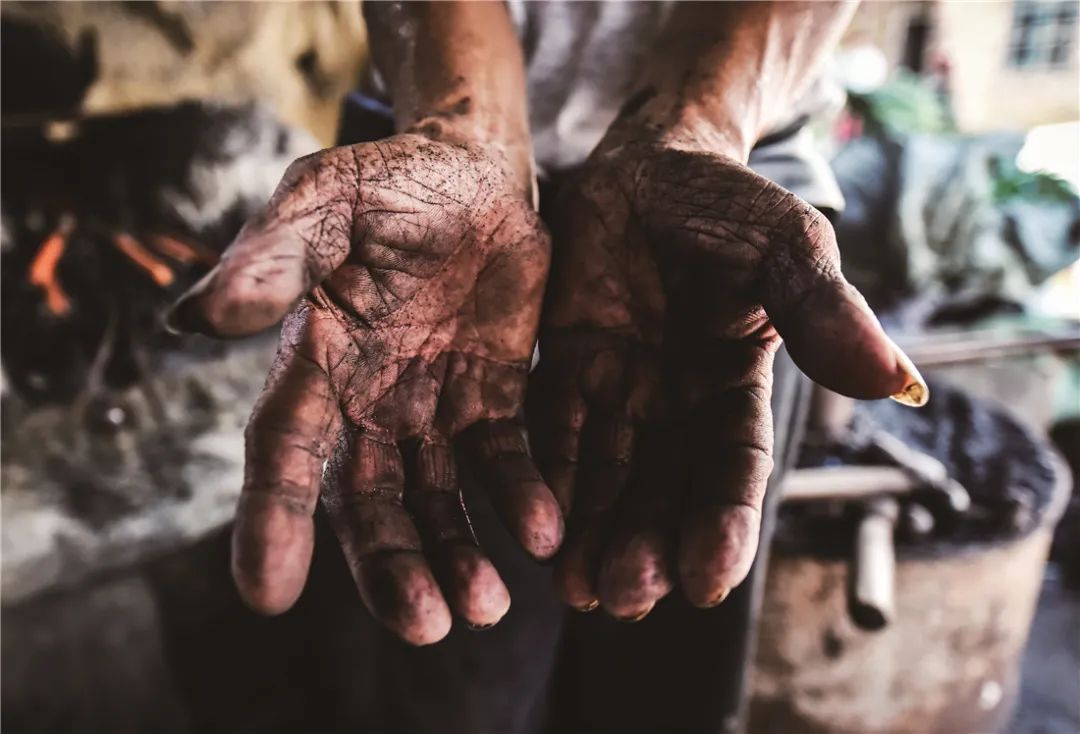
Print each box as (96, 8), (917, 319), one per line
(849, 497), (899, 631)
(899, 327), (1080, 367)
(782, 466), (920, 502)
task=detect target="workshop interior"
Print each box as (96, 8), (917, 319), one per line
(1, 2), (1078, 733)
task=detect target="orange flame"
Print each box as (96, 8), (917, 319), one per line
(149, 233), (219, 266)
(113, 232), (175, 287)
(29, 225), (73, 317)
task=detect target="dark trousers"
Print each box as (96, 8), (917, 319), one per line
(367, 349), (808, 734)
(283, 107), (815, 734)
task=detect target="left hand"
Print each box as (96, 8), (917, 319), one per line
(530, 138), (926, 620)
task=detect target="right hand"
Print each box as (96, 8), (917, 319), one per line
(169, 134), (562, 645)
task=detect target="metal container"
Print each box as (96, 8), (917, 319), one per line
(750, 456), (1069, 734)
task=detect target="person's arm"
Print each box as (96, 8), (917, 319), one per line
(610, 1), (857, 162)
(365, 1), (535, 195)
(534, 1), (928, 620)
(170, 1), (561, 645)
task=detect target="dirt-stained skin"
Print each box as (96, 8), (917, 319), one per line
(532, 136), (925, 621)
(170, 134), (561, 645)
(168, 1), (930, 645)
(517, 0), (931, 623)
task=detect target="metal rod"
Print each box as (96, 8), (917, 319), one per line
(782, 466), (920, 502)
(899, 328), (1080, 367)
(849, 497), (899, 631)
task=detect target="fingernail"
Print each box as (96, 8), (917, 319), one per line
(888, 342), (929, 407)
(162, 306), (185, 336)
(575, 599), (599, 613)
(163, 298), (195, 335)
(163, 266), (222, 336)
(467, 622), (496, 631)
(616, 602), (654, 622)
(702, 588), (730, 608)
(164, 274), (222, 336)
(164, 294), (210, 336)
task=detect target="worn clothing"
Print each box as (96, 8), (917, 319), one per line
(343, 5), (828, 731)
(506, 0), (845, 210)
(360, 2), (843, 212)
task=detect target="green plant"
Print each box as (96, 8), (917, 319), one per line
(990, 157), (1078, 204)
(847, 72), (954, 135)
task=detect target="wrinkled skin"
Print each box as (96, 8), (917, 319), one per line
(531, 142), (921, 619)
(170, 134), (563, 645)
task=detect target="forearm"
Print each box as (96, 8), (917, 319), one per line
(610, 1), (857, 162)
(365, 1), (534, 191)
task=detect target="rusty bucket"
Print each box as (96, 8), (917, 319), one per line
(750, 384), (1071, 734)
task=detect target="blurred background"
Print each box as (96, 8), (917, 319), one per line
(1, 2), (1077, 733)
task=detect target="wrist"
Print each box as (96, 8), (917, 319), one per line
(599, 89), (760, 165)
(367, 1), (536, 202)
(598, 1), (855, 166)
(656, 103), (758, 164)
(406, 115), (536, 202)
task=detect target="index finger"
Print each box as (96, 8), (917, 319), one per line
(232, 307), (342, 614)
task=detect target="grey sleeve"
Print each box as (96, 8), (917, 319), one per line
(748, 125), (845, 215)
(748, 77), (847, 214)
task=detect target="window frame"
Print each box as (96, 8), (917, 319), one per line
(1006, 0), (1078, 71)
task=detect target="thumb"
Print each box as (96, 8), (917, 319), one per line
(762, 224), (927, 407)
(167, 153), (354, 338)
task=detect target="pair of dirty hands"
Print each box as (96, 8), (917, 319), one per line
(169, 132), (922, 645)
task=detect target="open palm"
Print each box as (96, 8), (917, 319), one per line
(531, 143), (924, 619)
(171, 134), (561, 644)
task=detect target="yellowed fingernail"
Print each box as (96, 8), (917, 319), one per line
(703, 588), (731, 608)
(889, 342), (929, 407)
(576, 599), (600, 613)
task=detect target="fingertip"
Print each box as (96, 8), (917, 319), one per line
(553, 527), (604, 610)
(597, 530), (674, 620)
(887, 338), (930, 407)
(678, 505), (760, 608)
(459, 420), (568, 560)
(163, 302), (189, 337)
(166, 270), (221, 336)
(178, 286), (291, 339)
(358, 551), (453, 646)
(167, 239), (307, 338)
(230, 496), (314, 615)
(778, 280), (910, 401)
(405, 617), (452, 646)
(441, 543), (511, 627)
(232, 565), (304, 616)
(554, 567), (599, 611)
(400, 614), (453, 647)
(614, 601), (654, 623)
(698, 587), (731, 609)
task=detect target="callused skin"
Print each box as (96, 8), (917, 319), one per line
(533, 137), (926, 620)
(171, 134), (562, 645)
(168, 0), (568, 646)
(527, 0), (928, 622)
(168, 0), (927, 642)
